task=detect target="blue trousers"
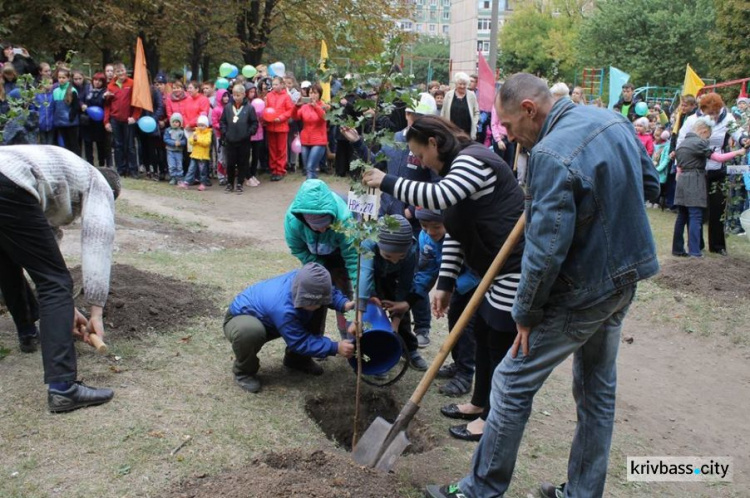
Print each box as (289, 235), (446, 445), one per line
(672, 206), (703, 256)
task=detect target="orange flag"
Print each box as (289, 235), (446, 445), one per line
(131, 37), (153, 112)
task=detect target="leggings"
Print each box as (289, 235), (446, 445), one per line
(471, 310), (516, 420)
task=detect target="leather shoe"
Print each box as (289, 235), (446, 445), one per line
(48, 381), (114, 413)
(19, 334), (38, 353)
(448, 423), (482, 442)
(440, 403), (481, 421)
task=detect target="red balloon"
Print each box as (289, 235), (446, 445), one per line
(263, 107), (277, 122)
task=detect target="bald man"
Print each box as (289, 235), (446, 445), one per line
(426, 74), (660, 498)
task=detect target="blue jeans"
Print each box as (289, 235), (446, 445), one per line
(166, 150), (184, 180)
(411, 297), (432, 335)
(301, 145), (326, 179)
(672, 206), (703, 256)
(110, 119), (137, 176)
(184, 159), (209, 185)
(459, 285), (636, 498)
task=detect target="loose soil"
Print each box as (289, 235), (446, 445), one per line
(654, 255), (750, 306)
(169, 449), (419, 497)
(305, 389), (436, 453)
(70, 263), (219, 339)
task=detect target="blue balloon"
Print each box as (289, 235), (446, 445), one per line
(268, 66), (276, 77)
(137, 116), (157, 133)
(86, 106), (104, 122)
(228, 65), (238, 78)
(7, 88), (21, 100)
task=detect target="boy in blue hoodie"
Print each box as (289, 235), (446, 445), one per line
(356, 215), (428, 371)
(163, 112), (185, 185)
(224, 262), (355, 393)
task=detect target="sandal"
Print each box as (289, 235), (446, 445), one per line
(439, 375), (472, 397)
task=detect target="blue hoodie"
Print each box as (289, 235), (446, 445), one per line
(228, 269), (349, 357)
(413, 231), (481, 299)
(34, 90), (55, 132)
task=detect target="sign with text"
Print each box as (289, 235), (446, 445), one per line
(347, 189), (379, 218)
(727, 165), (749, 175)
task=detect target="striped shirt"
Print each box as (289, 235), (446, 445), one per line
(387, 153), (519, 312)
(0, 145), (115, 307)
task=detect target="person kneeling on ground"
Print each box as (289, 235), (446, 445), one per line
(0, 145), (120, 413)
(223, 262), (355, 393)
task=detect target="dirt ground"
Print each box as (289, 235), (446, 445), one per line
(2, 176), (749, 498)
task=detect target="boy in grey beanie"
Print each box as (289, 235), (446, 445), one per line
(163, 112), (186, 184)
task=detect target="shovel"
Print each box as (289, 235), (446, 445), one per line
(353, 214), (526, 471)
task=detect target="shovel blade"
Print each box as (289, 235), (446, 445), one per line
(352, 416), (411, 472)
(373, 430), (410, 472)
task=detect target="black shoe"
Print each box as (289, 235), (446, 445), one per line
(270, 175), (281, 182)
(234, 374), (261, 393)
(19, 333), (39, 353)
(439, 375), (472, 397)
(539, 482), (566, 498)
(408, 352), (428, 371)
(437, 363), (458, 379)
(425, 483), (466, 498)
(204, 180), (213, 187)
(48, 381), (114, 413)
(717, 249), (728, 256)
(671, 251), (689, 257)
(440, 403), (481, 421)
(448, 423), (482, 442)
(224, 184), (234, 193)
(235, 185), (243, 194)
(283, 354), (324, 375)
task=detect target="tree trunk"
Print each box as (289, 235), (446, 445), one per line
(101, 48), (113, 67)
(189, 30), (205, 82)
(201, 55), (211, 83)
(236, 0), (277, 65)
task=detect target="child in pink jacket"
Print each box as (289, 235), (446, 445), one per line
(211, 89), (229, 182)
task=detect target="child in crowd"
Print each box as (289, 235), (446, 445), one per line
(35, 72), (55, 145)
(634, 117), (654, 156)
(220, 84), (259, 193)
(81, 72), (110, 166)
(163, 112), (185, 185)
(355, 215), (428, 371)
(413, 208), (480, 397)
(179, 115), (212, 190)
(51, 67), (81, 155)
(652, 127), (671, 209)
(247, 85), (265, 186)
(211, 88), (229, 185)
(265, 76), (294, 181)
(434, 89), (445, 113)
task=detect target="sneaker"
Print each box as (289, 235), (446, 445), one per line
(250, 176), (260, 187)
(539, 482), (566, 498)
(224, 184), (234, 193)
(219, 178), (228, 186)
(416, 331), (431, 348)
(408, 351), (428, 371)
(235, 185), (243, 194)
(234, 374), (261, 393)
(283, 354), (324, 375)
(177, 182), (189, 189)
(48, 381), (114, 413)
(425, 483), (467, 498)
(198, 183), (206, 191)
(270, 175), (282, 182)
(19, 333), (39, 353)
(169, 178), (178, 186)
(437, 363), (458, 379)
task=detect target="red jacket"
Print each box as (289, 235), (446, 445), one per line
(104, 77), (142, 123)
(264, 90), (294, 133)
(292, 102), (328, 146)
(182, 93), (211, 129)
(165, 91), (188, 123)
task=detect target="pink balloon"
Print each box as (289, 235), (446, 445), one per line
(251, 98), (265, 115)
(263, 107), (277, 122)
(291, 135), (302, 154)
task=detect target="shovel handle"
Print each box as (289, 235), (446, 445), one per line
(409, 214), (526, 406)
(88, 333), (108, 354)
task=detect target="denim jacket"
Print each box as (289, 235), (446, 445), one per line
(512, 98), (660, 327)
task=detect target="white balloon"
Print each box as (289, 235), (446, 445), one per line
(271, 61), (286, 78)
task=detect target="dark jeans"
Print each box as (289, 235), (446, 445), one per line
(672, 206), (703, 256)
(249, 140), (264, 177)
(0, 173), (76, 384)
(447, 289), (477, 378)
(225, 141), (251, 187)
(411, 295), (432, 334)
(38, 130), (55, 145)
(707, 174), (727, 252)
(84, 138), (111, 167)
(472, 310), (516, 420)
(56, 126), (81, 156)
(110, 119), (138, 176)
(301, 145), (326, 179)
(375, 272), (418, 353)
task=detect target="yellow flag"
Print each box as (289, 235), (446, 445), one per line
(682, 64), (705, 97)
(320, 40), (331, 103)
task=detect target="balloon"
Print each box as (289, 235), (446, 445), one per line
(270, 61), (285, 78)
(263, 107), (277, 122)
(635, 101), (649, 117)
(268, 66), (276, 78)
(242, 65), (257, 79)
(228, 65), (239, 78)
(291, 135), (302, 154)
(86, 106), (104, 122)
(215, 77), (230, 90)
(137, 116), (157, 133)
(251, 98), (266, 115)
(219, 62), (233, 78)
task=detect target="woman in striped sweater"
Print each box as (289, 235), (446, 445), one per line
(363, 114), (525, 441)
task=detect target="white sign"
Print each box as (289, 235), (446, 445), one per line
(347, 190), (379, 218)
(727, 165), (749, 175)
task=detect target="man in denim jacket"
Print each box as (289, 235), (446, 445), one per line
(426, 74), (660, 498)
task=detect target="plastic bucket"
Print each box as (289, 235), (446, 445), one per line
(740, 209), (750, 239)
(348, 303), (403, 375)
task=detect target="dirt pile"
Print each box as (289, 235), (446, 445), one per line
(654, 256), (750, 306)
(170, 449), (418, 497)
(71, 264), (219, 339)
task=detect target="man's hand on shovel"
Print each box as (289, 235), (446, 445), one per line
(73, 306), (108, 353)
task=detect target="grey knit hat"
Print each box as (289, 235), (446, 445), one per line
(414, 208), (443, 223)
(291, 263), (332, 308)
(378, 215), (413, 254)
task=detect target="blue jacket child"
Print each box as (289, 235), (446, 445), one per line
(224, 263), (355, 393)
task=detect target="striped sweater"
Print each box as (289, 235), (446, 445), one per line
(381, 153), (520, 312)
(0, 145), (115, 307)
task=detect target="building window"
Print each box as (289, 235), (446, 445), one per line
(477, 18), (491, 30)
(442, 24), (450, 34)
(417, 0), (424, 4)
(401, 21), (413, 30)
(416, 23), (423, 32)
(429, 24), (436, 32)
(430, 0), (437, 5)
(480, 0), (490, 9)
(442, 10), (450, 20)
(443, 0), (450, 5)
(477, 41), (490, 52)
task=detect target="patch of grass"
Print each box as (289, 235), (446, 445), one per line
(117, 199), (207, 231)
(0, 344), (9, 360)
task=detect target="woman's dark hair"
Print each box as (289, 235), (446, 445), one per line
(405, 115), (473, 166)
(309, 83), (323, 97)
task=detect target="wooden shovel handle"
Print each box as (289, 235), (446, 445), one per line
(88, 333), (108, 354)
(409, 214), (526, 406)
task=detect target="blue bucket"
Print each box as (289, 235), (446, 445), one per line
(348, 303), (403, 375)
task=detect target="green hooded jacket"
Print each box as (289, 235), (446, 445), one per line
(284, 179), (358, 286)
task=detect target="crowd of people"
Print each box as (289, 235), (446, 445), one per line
(2, 38), (750, 498)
